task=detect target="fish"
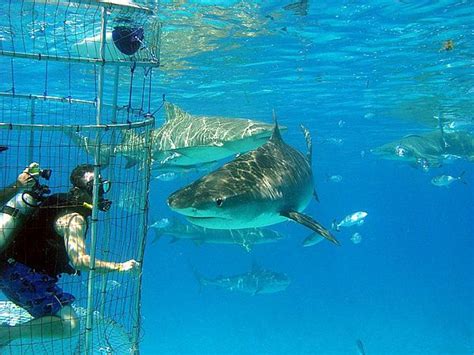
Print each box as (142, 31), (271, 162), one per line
(332, 211), (368, 232)
(66, 102), (281, 172)
(167, 118), (339, 246)
(150, 217), (285, 252)
(327, 174), (343, 183)
(350, 232), (362, 244)
(371, 130), (474, 170)
(431, 171), (466, 187)
(0, 146), (7, 153)
(194, 263), (290, 295)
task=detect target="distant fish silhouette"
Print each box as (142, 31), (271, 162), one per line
(356, 339), (366, 355)
(0, 146), (8, 153)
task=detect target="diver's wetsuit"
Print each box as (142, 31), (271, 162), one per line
(0, 193), (88, 318)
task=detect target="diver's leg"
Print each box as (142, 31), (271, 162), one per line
(0, 305), (79, 345)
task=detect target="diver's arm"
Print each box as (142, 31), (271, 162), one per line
(55, 212), (140, 273)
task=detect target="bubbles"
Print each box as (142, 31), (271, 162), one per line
(150, 218), (171, 229)
(154, 172), (178, 181)
(350, 232), (362, 244)
(328, 175), (343, 183)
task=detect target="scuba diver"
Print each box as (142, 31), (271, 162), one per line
(0, 164), (140, 346)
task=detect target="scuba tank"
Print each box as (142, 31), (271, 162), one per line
(0, 164), (52, 253)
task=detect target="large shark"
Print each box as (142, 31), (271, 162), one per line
(66, 102), (281, 172)
(371, 130), (474, 169)
(194, 263), (290, 295)
(167, 119), (339, 246)
(151, 217), (285, 252)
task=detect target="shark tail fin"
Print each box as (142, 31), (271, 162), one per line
(459, 171), (467, 184)
(282, 210), (340, 246)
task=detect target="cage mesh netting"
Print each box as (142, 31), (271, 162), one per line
(0, 0), (160, 354)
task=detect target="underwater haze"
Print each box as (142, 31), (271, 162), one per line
(143, 1), (473, 354)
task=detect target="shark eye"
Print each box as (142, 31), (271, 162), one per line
(215, 198), (224, 207)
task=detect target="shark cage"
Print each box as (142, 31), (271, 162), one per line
(0, 0), (161, 353)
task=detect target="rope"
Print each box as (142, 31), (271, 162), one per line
(10, 59), (15, 95)
(127, 61), (137, 121)
(150, 94), (166, 117)
(43, 61), (49, 97)
(147, 68), (153, 114)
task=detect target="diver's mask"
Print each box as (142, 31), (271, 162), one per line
(84, 178), (112, 212)
(71, 165), (112, 212)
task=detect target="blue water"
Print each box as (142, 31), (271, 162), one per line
(1, 0), (473, 354)
(141, 1), (474, 354)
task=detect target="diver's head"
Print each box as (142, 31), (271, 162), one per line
(70, 164), (112, 212)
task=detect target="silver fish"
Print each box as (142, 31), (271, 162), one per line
(431, 171), (466, 187)
(332, 211), (368, 231)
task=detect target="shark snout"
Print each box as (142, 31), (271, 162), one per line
(167, 194), (184, 210)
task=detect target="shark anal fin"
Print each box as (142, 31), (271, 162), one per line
(281, 210), (340, 246)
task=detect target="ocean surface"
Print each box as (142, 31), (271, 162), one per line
(1, 0), (473, 354)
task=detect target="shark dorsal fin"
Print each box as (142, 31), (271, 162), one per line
(270, 110), (283, 142)
(165, 102), (190, 122)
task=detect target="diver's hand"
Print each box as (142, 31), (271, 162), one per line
(117, 259), (140, 272)
(17, 163), (39, 189)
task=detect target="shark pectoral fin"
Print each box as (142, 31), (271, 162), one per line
(281, 210), (340, 246)
(169, 237), (180, 244)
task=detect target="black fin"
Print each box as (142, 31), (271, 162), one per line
(0, 145), (8, 152)
(281, 210), (340, 245)
(270, 109), (283, 141)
